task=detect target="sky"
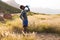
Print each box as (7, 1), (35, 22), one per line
(1, 0), (60, 14)
(2, 0), (60, 9)
(15, 0), (60, 9)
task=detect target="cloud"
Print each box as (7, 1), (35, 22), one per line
(15, 0), (60, 9)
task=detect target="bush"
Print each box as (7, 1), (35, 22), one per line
(40, 18), (46, 20)
(3, 14), (12, 19)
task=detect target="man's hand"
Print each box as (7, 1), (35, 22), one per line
(25, 5), (29, 7)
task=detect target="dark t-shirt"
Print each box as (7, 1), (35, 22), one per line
(20, 7), (30, 20)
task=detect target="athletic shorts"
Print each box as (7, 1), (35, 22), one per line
(23, 19), (28, 27)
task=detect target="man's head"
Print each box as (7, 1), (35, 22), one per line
(20, 5), (25, 10)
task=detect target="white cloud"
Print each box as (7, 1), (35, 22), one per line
(15, 0), (60, 9)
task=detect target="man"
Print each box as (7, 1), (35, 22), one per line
(20, 5), (30, 32)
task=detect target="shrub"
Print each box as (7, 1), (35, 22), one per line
(40, 18), (46, 20)
(3, 14), (12, 19)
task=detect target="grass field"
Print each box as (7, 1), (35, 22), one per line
(0, 13), (60, 40)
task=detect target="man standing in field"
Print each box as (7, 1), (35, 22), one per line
(20, 5), (30, 33)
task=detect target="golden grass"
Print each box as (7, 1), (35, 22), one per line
(0, 14), (60, 40)
(0, 30), (36, 40)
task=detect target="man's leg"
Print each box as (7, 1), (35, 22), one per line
(23, 25), (27, 33)
(23, 19), (28, 33)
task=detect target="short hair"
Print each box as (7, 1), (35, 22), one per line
(20, 5), (25, 9)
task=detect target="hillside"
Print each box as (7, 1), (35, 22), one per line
(0, 1), (21, 13)
(3, 0), (20, 9)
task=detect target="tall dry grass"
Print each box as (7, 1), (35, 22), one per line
(0, 14), (60, 40)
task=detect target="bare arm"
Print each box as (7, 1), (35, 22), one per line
(25, 6), (30, 12)
(20, 11), (24, 20)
